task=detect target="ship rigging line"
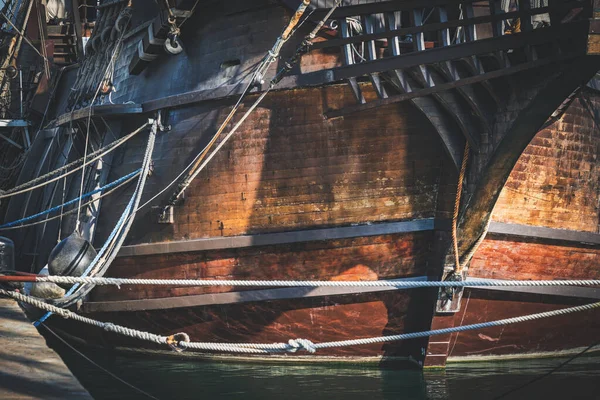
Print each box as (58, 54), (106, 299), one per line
(0, 169), (141, 229)
(1, 287), (598, 355)
(0, 10), (48, 62)
(75, 5), (133, 233)
(452, 142), (470, 272)
(0, 121), (149, 199)
(40, 118), (158, 317)
(0, 172), (138, 231)
(163, 0), (340, 211)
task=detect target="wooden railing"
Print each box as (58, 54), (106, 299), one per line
(301, 0), (594, 117)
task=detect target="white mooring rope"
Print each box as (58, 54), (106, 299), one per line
(31, 276), (600, 288)
(0, 287), (598, 354)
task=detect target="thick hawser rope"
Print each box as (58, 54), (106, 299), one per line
(1, 287), (598, 354)
(3, 276), (600, 289)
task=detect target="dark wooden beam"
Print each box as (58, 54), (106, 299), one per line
(83, 276), (429, 312)
(467, 285), (600, 301)
(322, 21), (588, 82)
(82, 276), (600, 313)
(457, 56), (600, 255)
(488, 222), (600, 246)
(114, 217), (600, 259)
(406, 66), (482, 151)
(325, 52), (576, 119)
(56, 103), (143, 126)
(71, 0), (85, 62)
(432, 63), (494, 134)
(310, 3), (582, 51)
(117, 218), (439, 257)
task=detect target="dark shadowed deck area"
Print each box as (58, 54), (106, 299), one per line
(0, 298), (91, 400)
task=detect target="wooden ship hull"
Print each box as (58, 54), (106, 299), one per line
(3, 0), (600, 368)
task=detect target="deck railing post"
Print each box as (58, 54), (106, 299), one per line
(488, 0), (505, 37)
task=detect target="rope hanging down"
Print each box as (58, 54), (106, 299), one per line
(0, 11), (49, 62)
(450, 142), (492, 274)
(45, 118), (158, 311)
(0, 169), (141, 229)
(3, 275), (600, 289)
(452, 142), (469, 272)
(1, 287), (598, 355)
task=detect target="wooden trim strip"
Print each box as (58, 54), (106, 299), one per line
(116, 219), (600, 259)
(82, 276), (600, 313)
(56, 103), (143, 126)
(116, 218), (440, 257)
(83, 276), (429, 313)
(488, 222), (600, 245)
(467, 279), (600, 300)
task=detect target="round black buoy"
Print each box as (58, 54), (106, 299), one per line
(48, 233), (97, 282)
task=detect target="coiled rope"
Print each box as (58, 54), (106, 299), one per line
(1, 287), (598, 355)
(0, 169), (141, 229)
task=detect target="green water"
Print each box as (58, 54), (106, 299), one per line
(49, 336), (600, 400)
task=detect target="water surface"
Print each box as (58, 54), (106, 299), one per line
(47, 336), (600, 400)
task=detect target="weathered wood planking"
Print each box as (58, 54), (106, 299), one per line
(494, 91), (600, 233)
(470, 237), (600, 281)
(92, 232), (432, 301)
(62, 289), (433, 363)
(446, 290), (600, 361)
(425, 89), (600, 366)
(95, 84), (448, 245)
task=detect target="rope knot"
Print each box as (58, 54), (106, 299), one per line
(55, 307), (70, 319)
(287, 338), (316, 353)
(103, 322), (117, 332)
(166, 332), (190, 352)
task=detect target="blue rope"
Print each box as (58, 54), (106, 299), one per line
(0, 169), (141, 230)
